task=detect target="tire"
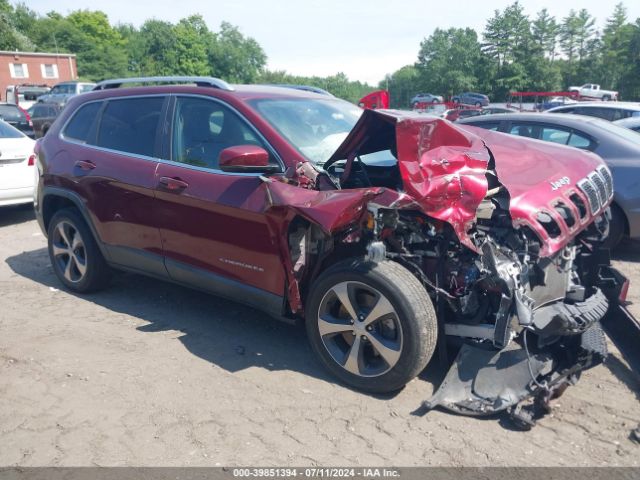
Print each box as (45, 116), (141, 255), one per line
(432, 98), (439, 104)
(602, 204), (626, 250)
(305, 258), (437, 393)
(475, 102), (482, 107)
(412, 102), (419, 109)
(603, 95), (611, 101)
(47, 208), (111, 293)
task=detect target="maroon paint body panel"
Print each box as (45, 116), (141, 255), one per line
(47, 142), (162, 259)
(153, 163), (286, 295)
(464, 126), (608, 255)
(35, 84), (611, 316)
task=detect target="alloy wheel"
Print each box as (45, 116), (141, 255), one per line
(317, 281), (403, 377)
(51, 220), (87, 283)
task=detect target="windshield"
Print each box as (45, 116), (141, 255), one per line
(0, 120), (25, 138)
(250, 98), (363, 165)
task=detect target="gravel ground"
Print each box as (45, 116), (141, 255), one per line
(0, 204), (638, 466)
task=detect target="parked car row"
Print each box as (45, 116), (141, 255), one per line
(411, 92), (491, 108)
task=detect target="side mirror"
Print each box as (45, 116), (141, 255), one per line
(219, 145), (279, 173)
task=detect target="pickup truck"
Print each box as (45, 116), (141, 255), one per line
(569, 84), (618, 101)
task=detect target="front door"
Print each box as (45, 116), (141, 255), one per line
(154, 95), (287, 315)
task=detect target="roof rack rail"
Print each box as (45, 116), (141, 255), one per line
(93, 76), (234, 91)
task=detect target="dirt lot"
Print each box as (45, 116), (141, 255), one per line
(0, 204), (638, 467)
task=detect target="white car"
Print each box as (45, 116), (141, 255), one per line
(568, 83), (618, 101)
(0, 120), (36, 207)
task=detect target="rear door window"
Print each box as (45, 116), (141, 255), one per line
(63, 101), (102, 143)
(509, 123), (538, 139)
(540, 126), (570, 144)
(96, 97), (164, 157)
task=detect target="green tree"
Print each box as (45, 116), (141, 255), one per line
(417, 27), (482, 98)
(380, 65), (419, 108)
(599, 3), (633, 92)
(532, 9), (558, 59)
(172, 15), (210, 76)
(0, 0), (34, 51)
(209, 22), (266, 82)
(482, 2), (532, 97)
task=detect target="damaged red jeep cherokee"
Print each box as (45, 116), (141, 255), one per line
(34, 77), (631, 427)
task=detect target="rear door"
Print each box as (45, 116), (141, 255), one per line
(60, 96), (167, 276)
(153, 95), (287, 314)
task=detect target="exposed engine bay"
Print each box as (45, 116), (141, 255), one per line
(266, 110), (629, 428)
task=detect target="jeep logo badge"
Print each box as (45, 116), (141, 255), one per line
(550, 176), (570, 191)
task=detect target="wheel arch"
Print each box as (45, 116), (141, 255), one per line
(41, 187), (110, 260)
(611, 201), (629, 236)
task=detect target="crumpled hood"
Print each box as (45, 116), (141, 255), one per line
(327, 109), (611, 256)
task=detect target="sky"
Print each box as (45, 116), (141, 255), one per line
(25, 0), (640, 86)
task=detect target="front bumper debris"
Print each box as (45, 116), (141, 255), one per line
(532, 287), (609, 337)
(421, 321), (608, 426)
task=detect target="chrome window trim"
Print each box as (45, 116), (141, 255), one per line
(167, 93), (285, 173)
(59, 93), (285, 176)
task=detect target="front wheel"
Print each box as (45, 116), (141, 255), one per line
(305, 259), (437, 393)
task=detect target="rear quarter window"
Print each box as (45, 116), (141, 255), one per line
(62, 101), (102, 143)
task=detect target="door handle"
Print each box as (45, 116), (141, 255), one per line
(74, 160), (96, 171)
(158, 176), (189, 191)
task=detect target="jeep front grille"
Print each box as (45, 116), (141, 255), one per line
(596, 165), (613, 199)
(577, 178), (601, 214)
(588, 171), (608, 206)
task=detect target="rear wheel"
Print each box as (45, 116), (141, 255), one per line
(48, 208), (111, 293)
(305, 258), (437, 393)
(603, 95), (611, 101)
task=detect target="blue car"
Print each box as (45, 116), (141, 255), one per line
(452, 92), (490, 107)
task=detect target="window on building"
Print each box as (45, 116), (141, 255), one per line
(10, 63), (28, 79)
(41, 64), (59, 79)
